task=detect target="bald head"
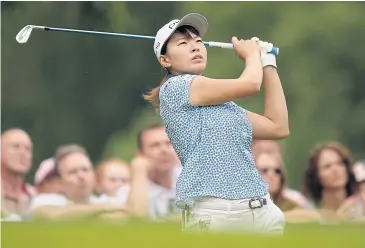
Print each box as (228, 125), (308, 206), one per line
(1, 128), (33, 175)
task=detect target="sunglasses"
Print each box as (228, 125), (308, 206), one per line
(259, 168), (282, 175)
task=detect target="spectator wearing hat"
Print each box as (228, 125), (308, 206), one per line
(34, 158), (62, 194)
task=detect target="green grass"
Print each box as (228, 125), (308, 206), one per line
(1, 221), (364, 248)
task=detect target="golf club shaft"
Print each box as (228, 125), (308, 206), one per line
(17, 25), (278, 55)
(44, 26), (279, 55)
(45, 27), (157, 40)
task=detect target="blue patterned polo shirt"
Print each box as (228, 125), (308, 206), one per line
(159, 74), (268, 209)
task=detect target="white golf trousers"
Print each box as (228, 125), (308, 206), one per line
(181, 193), (286, 235)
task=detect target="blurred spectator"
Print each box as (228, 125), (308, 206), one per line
(337, 159), (365, 222)
(254, 152), (302, 211)
(135, 123), (181, 220)
(302, 142), (357, 223)
(1, 128), (36, 218)
(252, 139), (311, 209)
(95, 158), (131, 200)
(29, 144), (148, 221)
(34, 158), (62, 194)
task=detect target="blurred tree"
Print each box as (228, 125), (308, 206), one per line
(1, 1), (179, 182)
(105, 2), (365, 188)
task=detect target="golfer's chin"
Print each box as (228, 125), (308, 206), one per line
(187, 63), (206, 75)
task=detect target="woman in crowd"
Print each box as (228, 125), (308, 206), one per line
(301, 142), (357, 223)
(34, 158), (63, 195)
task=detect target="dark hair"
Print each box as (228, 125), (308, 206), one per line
(54, 144), (89, 176)
(143, 25), (200, 110)
(303, 141), (357, 205)
(137, 123), (165, 150)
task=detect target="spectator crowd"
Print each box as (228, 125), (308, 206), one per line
(1, 125), (364, 225)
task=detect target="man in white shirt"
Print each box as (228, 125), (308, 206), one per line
(252, 139), (313, 209)
(135, 123), (182, 220)
(29, 144), (148, 221)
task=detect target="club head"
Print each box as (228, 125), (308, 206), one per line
(16, 25), (44, 44)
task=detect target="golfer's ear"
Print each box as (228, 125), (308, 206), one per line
(159, 55), (171, 68)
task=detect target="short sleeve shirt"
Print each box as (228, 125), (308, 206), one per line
(159, 74), (268, 208)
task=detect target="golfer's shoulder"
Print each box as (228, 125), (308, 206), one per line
(160, 74), (198, 95)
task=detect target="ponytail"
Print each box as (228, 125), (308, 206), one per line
(143, 73), (169, 110)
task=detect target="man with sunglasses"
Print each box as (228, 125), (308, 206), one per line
(254, 150), (312, 210)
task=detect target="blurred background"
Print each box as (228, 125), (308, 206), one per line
(2, 1), (365, 189)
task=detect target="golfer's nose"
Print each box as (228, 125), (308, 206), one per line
(191, 43), (200, 53)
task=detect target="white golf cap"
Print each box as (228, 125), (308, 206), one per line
(153, 13), (208, 59)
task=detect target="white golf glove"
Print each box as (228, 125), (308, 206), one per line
(251, 37), (277, 68)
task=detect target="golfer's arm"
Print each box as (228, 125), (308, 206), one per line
(31, 204), (121, 221)
(247, 67), (289, 139)
(124, 167), (149, 218)
(190, 55), (263, 106)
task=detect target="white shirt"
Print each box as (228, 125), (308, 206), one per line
(148, 167), (182, 220)
(114, 166), (182, 220)
(29, 193), (105, 210)
(100, 185), (130, 205)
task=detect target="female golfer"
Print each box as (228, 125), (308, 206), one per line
(144, 13), (289, 235)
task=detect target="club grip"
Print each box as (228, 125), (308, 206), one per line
(205, 41), (279, 55)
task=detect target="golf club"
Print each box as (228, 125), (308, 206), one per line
(16, 25), (279, 55)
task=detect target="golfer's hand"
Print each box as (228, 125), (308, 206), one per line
(232, 37), (260, 61)
(251, 37), (277, 68)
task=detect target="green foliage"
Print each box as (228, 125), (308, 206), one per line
(2, 2), (179, 182)
(2, 2), (365, 187)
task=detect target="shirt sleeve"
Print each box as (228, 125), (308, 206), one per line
(159, 74), (198, 110)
